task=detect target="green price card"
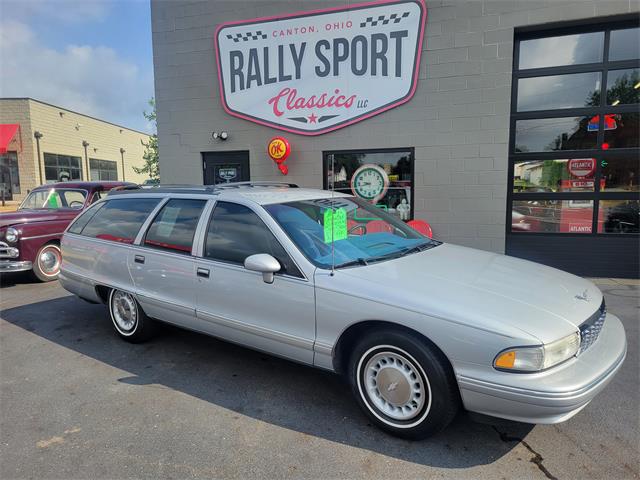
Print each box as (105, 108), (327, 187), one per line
(47, 193), (60, 208)
(324, 208), (348, 243)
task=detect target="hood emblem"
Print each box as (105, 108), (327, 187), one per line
(575, 289), (590, 301)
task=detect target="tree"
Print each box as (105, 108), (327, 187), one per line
(133, 98), (159, 181)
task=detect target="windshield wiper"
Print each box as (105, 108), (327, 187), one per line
(366, 242), (436, 264)
(334, 258), (369, 268)
(400, 242), (436, 255)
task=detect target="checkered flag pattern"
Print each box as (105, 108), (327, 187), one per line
(226, 31), (268, 42)
(359, 11), (410, 28)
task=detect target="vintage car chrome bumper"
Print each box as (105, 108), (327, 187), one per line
(0, 260), (32, 272)
(0, 242), (31, 272)
(457, 312), (627, 424)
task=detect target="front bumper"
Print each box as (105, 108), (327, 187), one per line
(458, 313), (627, 424)
(0, 260), (33, 273)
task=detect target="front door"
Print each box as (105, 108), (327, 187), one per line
(194, 200), (315, 364)
(203, 151), (250, 185)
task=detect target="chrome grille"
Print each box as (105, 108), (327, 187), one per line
(0, 241), (18, 259)
(578, 299), (606, 354)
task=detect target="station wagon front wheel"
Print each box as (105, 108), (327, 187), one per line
(108, 289), (155, 343)
(348, 330), (460, 439)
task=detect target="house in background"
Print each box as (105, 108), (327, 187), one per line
(0, 98), (151, 202)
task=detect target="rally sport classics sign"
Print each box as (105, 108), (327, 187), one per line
(215, 0), (427, 135)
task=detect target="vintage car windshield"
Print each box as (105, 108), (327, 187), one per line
(19, 188), (87, 210)
(265, 197), (440, 269)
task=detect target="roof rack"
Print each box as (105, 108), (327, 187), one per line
(107, 181), (299, 196)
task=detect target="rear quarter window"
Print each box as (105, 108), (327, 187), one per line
(78, 198), (160, 243)
(67, 201), (105, 234)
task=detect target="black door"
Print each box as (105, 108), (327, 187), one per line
(0, 164), (12, 201)
(202, 151), (250, 185)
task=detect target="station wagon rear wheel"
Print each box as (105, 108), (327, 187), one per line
(108, 289), (155, 343)
(348, 329), (459, 439)
(32, 243), (62, 282)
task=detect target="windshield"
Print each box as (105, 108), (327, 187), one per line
(265, 197), (440, 269)
(19, 188), (87, 210)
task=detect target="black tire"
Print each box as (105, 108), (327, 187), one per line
(108, 289), (155, 343)
(32, 243), (62, 282)
(347, 329), (460, 440)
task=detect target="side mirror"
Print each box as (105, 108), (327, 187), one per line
(244, 253), (281, 284)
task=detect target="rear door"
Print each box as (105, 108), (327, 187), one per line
(129, 197), (208, 327)
(193, 200), (316, 364)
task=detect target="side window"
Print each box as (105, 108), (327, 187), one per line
(205, 201), (303, 278)
(80, 198), (160, 243)
(144, 199), (206, 255)
(68, 202), (105, 234)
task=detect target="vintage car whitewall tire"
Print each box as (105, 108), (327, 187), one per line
(108, 289), (155, 343)
(348, 329), (460, 439)
(32, 243), (62, 282)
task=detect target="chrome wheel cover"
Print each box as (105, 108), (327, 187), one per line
(38, 246), (61, 276)
(111, 291), (138, 334)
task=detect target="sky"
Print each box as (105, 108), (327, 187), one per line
(0, 0), (154, 132)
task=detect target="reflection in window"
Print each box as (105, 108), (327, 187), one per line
(607, 69), (640, 105)
(598, 200), (639, 234)
(0, 151), (20, 194)
(601, 157), (639, 192)
(515, 117), (597, 152)
(512, 200), (594, 233)
(80, 198), (160, 243)
(324, 150), (413, 221)
(609, 28), (640, 61)
(144, 199), (205, 254)
(517, 72), (601, 111)
(89, 158), (118, 181)
(603, 113), (640, 149)
(519, 32), (603, 69)
(205, 201), (302, 277)
(44, 153), (83, 183)
(513, 159), (597, 192)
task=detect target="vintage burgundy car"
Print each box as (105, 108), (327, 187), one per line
(0, 181), (134, 281)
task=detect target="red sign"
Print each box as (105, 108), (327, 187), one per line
(267, 137), (291, 175)
(568, 159), (596, 178)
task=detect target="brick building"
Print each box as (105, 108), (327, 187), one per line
(150, 0), (639, 277)
(0, 98), (151, 203)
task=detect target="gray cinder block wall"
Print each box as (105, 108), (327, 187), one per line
(151, 0), (638, 253)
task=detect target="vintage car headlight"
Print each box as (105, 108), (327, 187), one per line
(4, 227), (19, 243)
(494, 332), (581, 372)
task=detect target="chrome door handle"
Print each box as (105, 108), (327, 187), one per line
(197, 267), (210, 278)
(134, 255), (145, 264)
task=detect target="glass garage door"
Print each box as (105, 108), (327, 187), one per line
(507, 19), (639, 278)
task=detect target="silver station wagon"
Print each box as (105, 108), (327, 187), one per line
(60, 182), (627, 439)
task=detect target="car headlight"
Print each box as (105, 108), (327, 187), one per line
(494, 332), (581, 372)
(5, 227), (19, 243)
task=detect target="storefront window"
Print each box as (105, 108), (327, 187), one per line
(513, 159), (596, 192)
(44, 153), (83, 183)
(89, 158), (118, 181)
(518, 32), (604, 69)
(606, 68), (639, 105)
(0, 151), (20, 194)
(323, 149), (414, 221)
(514, 117), (597, 153)
(601, 157), (639, 191)
(598, 200), (639, 233)
(512, 200), (594, 234)
(517, 72), (601, 112)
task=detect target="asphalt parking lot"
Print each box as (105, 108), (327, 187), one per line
(0, 274), (638, 479)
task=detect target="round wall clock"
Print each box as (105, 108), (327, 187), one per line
(351, 164), (389, 203)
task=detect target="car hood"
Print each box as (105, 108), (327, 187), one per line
(0, 209), (79, 228)
(337, 243), (602, 344)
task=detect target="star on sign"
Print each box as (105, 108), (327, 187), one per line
(307, 113), (318, 123)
